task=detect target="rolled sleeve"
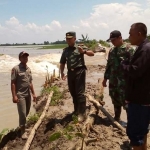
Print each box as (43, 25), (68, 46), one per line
(60, 50), (66, 64)
(11, 68), (17, 81)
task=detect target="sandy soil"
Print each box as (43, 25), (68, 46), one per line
(1, 64), (150, 150)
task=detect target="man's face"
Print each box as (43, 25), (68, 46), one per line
(129, 26), (141, 45)
(66, 37), (76, 46)
(110, 37), (121, 47)
(19, 54), (28, 64)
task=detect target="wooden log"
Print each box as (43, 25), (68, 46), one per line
(22, 92), (53, 150)
(95, 78), (105, 106)
(86, 94), (126, 134)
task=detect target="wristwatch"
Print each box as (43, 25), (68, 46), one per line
(84, 50), (86, 54)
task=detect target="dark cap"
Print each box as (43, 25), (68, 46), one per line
(19, 51), (29, 58)
(107, 30), (121, 42)
(66, 31), (76, 38)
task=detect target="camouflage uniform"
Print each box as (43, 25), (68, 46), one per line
(104, 44), (135, 111)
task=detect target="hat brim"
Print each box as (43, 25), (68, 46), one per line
(20, 53), (29, 57)
(66, 36), (74, 38)
(106, 37), (117, 42)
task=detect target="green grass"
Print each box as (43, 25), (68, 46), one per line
(41, 85), (66, 106)
(27, 113), (41, 124)
(41, 44), (67, 49)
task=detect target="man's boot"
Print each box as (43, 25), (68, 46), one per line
(73, 102), (78, 115)
(78, 101), (86, 122)
(114, 105), (121, 122)
(20, 125), (28, 140)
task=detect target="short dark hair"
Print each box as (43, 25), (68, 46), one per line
(132, 22), (147, 36)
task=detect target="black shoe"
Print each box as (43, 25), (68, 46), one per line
(78, 102), (86, 122)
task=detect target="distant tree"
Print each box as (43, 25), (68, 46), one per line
(78, 34), (89, 43)
(99, 40), (110, 47)
(44, 41), (49, 45)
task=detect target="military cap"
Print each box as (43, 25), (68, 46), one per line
(107, 30), (122, 41)
(19, 51), (29, 59)
(66, 31), (76, 38)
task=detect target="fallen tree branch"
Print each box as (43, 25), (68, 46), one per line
(22, 92), (53, 150)
(86, 94), (126, 134)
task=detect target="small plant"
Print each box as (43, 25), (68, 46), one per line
(27, 113), (40, 124)
(48, 115), (85, 142)
(41, 85), (66, 106)
(0, 128), (9, 142)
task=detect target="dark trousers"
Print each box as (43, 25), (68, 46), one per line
(67, 68), (86, 108)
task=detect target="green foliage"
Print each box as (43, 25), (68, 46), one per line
(72, 114), (78, 124)
(41, 44), (67, 49)
(48, 115), (86, 143)
(41, 86), (65, 106)
(75, 132), (85, 138)
(99, 40), (110, 47)
(27, 113), (40, 124)
(49, 132), (62, 142)
(0, 128), (9, 142)
(0, 54), (4, 56)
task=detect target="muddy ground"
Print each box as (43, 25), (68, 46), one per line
(1, 65), (150, 150)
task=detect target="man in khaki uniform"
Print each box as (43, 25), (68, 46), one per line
(11, 51), (36, 139)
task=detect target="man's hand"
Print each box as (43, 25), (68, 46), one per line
(32, 94), (37, 103)
(77, 46), (85, 54)
(13, 95), (19, 103)
(61, 72), (67, 80)
(102, 79), (107, 87)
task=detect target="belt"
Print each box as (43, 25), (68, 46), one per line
(68, 66), (86, 71)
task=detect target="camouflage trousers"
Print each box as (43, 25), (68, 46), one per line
(109, 86), (126, 108)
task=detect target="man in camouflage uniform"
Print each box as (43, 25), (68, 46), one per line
(11, 51), (36, 139)
(102, 30), (135, 122)
(60, 31), (94, 122)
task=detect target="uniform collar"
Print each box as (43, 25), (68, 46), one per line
(138, 38), (149, 47)
(114, 43), (126, 49)
(19, 63), (28, 69)
(68, 45), (76, 50)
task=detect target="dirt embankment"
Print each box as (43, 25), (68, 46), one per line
(1, 65), (150, 150)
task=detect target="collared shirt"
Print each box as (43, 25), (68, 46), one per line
(60, 45), (88, 69)
(11, 63), (32, 98)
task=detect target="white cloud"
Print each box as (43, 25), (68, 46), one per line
(5, 17), (20, 26)
(75, 2), (150, 40)
(0, 1), (150, 43)
(72, 25), (79, 29)
(51, 20), (62, 28)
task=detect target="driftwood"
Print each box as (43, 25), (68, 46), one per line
(87, 94), (126, 134)
(33, 95), (48, 111)
(22, 92), (53, 150)
(95, 78), (105, 106)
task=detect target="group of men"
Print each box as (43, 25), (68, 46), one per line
(11, 22), (150, 150)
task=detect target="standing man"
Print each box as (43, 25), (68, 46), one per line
(102, 30), (134, 122)
(122, 23), (150, 150)
(60, 31), (94, 122)
(11, 51), (36, 139)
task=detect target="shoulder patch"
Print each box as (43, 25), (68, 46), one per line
(63, 47), (68, 51)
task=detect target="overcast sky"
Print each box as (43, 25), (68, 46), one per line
(0, 0), (150, 44)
